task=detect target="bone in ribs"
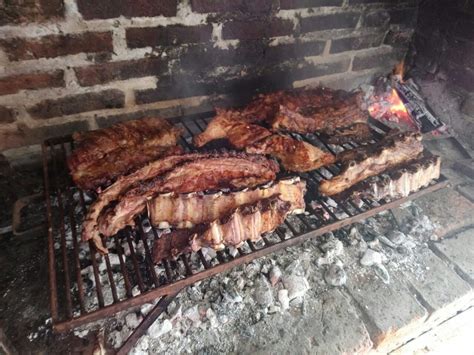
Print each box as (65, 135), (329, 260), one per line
(319, 131), (424, 196)
(85, 152), (279, 253)
(148, 177), (306, 228)
(334, 155), (441, 201)
(68, 117), (182, 190)
(153, 195), (301, 261)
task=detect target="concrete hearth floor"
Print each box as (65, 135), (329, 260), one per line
(0, 132), (473, 354)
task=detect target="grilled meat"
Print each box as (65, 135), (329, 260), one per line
(95, 153), (279, 251)
(323, 122), (374, 145)
(153, 195), (301, 261)
(319, 132), (424, 196)
(72, 145), (183, 191)
(68, 117), (182, 190)
(193, 110), (272, 148)
(270, 91), (367, 134)
(82, 152), (235, 252)
(246, 134), (335, 172)
(148, 177), (306, 228)
(334, 155), (441, 201)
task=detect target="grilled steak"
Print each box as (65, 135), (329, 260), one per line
(68, 117), (182, 190)
(270, 91), (367, 134)
(148, 177), (306, 228)
(319, 132), (424, 196)
(334, 155), (441, 201)
(246, 134), (335, 172)
(95, 153), (279, 251)
(153, 195), (301, 261)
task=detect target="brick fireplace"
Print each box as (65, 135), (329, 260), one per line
(0, 0), (417, 151)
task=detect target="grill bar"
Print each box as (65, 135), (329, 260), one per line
(43, 113), (449, 333)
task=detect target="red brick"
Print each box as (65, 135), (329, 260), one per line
(280, 0), (343, 9)
(74, 57), (169, 86)
(300, 12), (360, 33)
(126, 25), (212, 48)
(0, 70), (64, 96)
(223, 18), (294, 40)
(27, 89), (124, 119)
(0, 0), (64, 26)
(0, 32), (113, 61)
(191, 0), (272, 13)
(77, 0), (177, 19)
(0, 106), (15, 123)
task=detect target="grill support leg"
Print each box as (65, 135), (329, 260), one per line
(117, 289), (183, 355)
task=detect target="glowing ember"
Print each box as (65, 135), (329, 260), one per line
(368, 88), (417, 130)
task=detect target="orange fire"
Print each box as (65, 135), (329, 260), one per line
(368, 88), (415, 129)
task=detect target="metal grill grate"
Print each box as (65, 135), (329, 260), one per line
(42, 113), (449, 333)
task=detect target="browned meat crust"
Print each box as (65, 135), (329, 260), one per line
(319, 132), (424, 196)
(322, 122), (374, 145)
(68, 117), (182, 190)
(193, 110), (272, 149)
(246, 134), (335, 172)
(153, 195), (302, 261)
(148, 177), (306, 228)
(82, 152), (223, 252)
(270, 91), (367, 134)
(93, 153), (279, 252)
(333, 155), (441, 201)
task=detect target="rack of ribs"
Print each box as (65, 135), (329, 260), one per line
(319, 131), (424, 196)
(148, 177), (306, 228)
(152, 195), (302, 261)
(83, 152), (279, 253)
(68, 117), (182, 190)
(334, 155), (441, 201)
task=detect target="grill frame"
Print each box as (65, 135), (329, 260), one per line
(42, 112), (449, 333)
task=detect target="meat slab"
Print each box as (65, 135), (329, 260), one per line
(246, 134), (335, 172)
(153, 195), (302, 261)
(319, 131), (424, 196)
(86, 152), (279, 253)
(68, 117), (182, 190)
(334, 155), (441, 201)
(148, 177), (306, 228)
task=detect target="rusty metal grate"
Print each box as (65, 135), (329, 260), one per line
(42, 113), (449, 333)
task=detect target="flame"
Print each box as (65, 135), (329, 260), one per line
(368, 88), (416, 129)
(393, 60), (405, 82)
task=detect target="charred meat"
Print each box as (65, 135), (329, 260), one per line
(246, 134), (335, 172)
(68, 117), (182, 190)
(89, 152), (279, 252)
(319, 132), (424, 196)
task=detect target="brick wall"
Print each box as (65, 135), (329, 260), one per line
(412, 0), (474, 93)
(0, 0), (417, 151)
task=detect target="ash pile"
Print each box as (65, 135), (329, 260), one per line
(66, 199), (438, 354)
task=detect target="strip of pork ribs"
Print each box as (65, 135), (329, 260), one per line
(94, 153), (279, 252)
(148, 177), (306, 228)
(152, 195), (303, 261)
(332, 155), (441, 201)
(319, 131), (424, 196)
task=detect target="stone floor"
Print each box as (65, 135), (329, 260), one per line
(1, 107), (474, 354)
